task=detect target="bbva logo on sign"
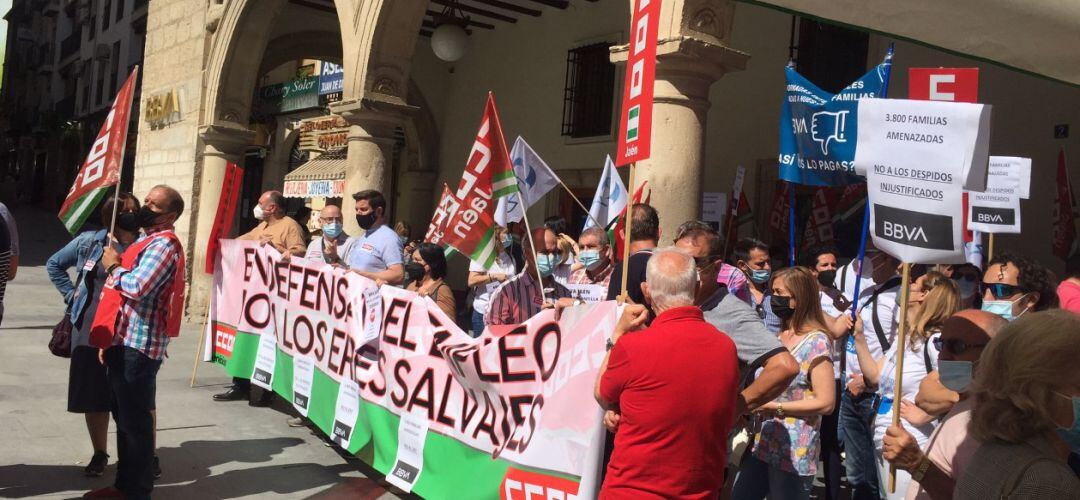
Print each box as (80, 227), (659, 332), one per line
(874, 204), (954, 250)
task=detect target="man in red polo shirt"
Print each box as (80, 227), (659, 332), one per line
(596, 247), (740, 499)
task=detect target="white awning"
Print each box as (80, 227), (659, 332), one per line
(743, 0), (1080, 86)
(283, 154), (347, 198)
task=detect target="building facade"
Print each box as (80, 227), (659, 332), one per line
(6, 0), (1074, 316)
(1, 0), (148, 209)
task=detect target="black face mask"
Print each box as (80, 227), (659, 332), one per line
(817, 270), (837, 288)
(135, 206), (168, 229)
(356, 212), (377, 230)
(404, 262), (425, 283)
(116, 212), (140, 232)
(771, 295), (796, 321)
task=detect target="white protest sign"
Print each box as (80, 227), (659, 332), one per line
(362, 285), (383, 344)
(386, 413), (430, 492)
(968, 156), (1030, 234)
(331, 378), (361, 449)
(251, 332), (277, 391)
(565, 283), (607, 303)
(856, 98), (992, 263)
(292, 355), (315, 417)
(702, 192), (727, 223)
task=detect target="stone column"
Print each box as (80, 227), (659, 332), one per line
(609, 0), (748, 240)
(187, 122), (254, 316)
(331, 95), (416, 235)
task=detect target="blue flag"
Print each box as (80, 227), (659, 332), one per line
(778, 56), (892, 186)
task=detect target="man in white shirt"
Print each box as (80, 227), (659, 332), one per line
(837, 244), (902, 500)
(341, 190), (403, 285)
(304, 204), (349, 264)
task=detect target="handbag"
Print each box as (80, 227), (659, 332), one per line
(49, 314), (73, 358)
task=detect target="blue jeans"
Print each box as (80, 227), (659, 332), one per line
(106, 346), (162, 500)
(731, 454), (813, 500)
(470, 310), (485, 338)
(841, 389), (880, 500)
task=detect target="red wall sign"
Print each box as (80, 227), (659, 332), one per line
(908, 68), (979, 103)
(614, 0), (662, 167)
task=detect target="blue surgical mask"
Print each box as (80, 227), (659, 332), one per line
(501, 234), (513, 249)
(322, 222), (342, 239)
(980, 295), (1028, 322)
(536, 254), (559, 277)
(578, 250), (602, 270)
(938, 360), (974, 393)
(749, 268), (771, 284)
(1054, 391), (1080, 454)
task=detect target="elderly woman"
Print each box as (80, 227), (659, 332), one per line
(955, 310), (1080, 499)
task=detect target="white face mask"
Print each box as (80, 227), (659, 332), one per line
(253, 205), (266, 221)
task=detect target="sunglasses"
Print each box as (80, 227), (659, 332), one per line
(981, 282), (1028, 299)
(933, 337), (989, 355)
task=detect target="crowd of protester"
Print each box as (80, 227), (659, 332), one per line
(29, 184), (1080, 499)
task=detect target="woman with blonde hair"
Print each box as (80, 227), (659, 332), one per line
(732, 266), (835, 500)
(955, 310), (1080, 499)
(852, 270), (960, 499)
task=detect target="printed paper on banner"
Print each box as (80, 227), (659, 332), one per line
(564, 283), (606, 303)
(362, 285), (383, 344)
(332, 379), (360, 449)
(292, 355), (315, 416)
(857, 98), (992, 263)
(968, 157), (1030, 234)
(702, 192), (727, 223)
(386, 413), (429, 492)
(251, 332), (277, 391)
(778, 60), (890, 186)
(614, 0), (661, 166)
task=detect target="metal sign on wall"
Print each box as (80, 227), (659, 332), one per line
(145, 89), (181, 128)
(319, 62), (344, 106)
(259, 76), (320, 115)
(298, 115), (349, 153)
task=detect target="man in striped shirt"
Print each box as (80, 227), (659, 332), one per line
(86, 185), (185, 500)
(486, 227), (571, 326)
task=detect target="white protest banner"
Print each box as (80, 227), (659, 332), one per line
(205, 240), (613, 499)
(856, 98), (992, 263)
(968, 156), (1031, 234)
(386, 413), (430, 492)
(292, 355), (315, 416)
(702, 192), (727, 223)
(251, 330), (277, 391)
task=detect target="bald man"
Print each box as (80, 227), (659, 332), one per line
(304, 204), (349, 265)
(238, 190), (306, 257)
(881, 309), (1007, 500)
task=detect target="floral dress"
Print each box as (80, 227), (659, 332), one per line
(750, 330), (832, 476)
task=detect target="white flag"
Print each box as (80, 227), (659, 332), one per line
(495, 137), (562, 225)
(584, 156), (628, 230)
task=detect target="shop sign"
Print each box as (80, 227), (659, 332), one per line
(298, 115), (349, 153)
(145, 89), (181, 128)
(283, 179), (345, 198)
(319, 62), (344, 106)
(259, 76), (319, 115)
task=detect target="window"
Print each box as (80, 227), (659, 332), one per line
(794, 19), (869, 93)
(561, 42), (616, 139)
(115, 0), (124, 23)
(109, 41), (120, 96)
(95, 65), (105, 106)
(102, 0), (111, 30)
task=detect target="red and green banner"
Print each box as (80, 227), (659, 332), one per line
(204, 161), (244, 274)
(440, 93), (519, 269)
(58, 67), (139, 234)
(205, 240), (613, 498)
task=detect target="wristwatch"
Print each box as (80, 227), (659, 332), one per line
(606, 338), (615, 352)
(776, 402), (785, 418)
(911, 455), (931, 482)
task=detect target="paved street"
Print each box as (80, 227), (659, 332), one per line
(0, 206), (396, 499)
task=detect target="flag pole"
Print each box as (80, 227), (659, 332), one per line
(108, 65), (140, 236)
(988, 233), (995, 261)
(554, 179), (603, 229)
(788, 183), (797, 266)
(889, 262), (913, 493)
(516, 191), (547, 304)
(618, 164), (637, 302)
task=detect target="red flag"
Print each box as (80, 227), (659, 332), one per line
(612, 181), (650, 261)
(1053, 148), (1076, 259)
(58, 67), (139, 234)
(204, 162), (244, 274)
(802, 188), (836, 251)
(425, 183), (457, 245)
(768, 181), (792, 242)
(725, 192), (754, 246)
(440, 93), (519, 268)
